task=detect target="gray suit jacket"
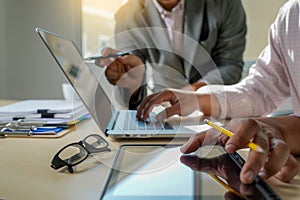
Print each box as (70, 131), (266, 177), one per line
(114, 0), (246, 108)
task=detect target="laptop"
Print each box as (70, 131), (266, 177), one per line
(36, 27), (201, 138)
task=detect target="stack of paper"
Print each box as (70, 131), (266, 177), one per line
(0, 99), (90, 136)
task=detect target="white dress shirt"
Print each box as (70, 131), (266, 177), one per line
(152, 0), (184, 54)
(213, 0), (300, 118)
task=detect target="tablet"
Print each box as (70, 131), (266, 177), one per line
(101, 145), (280, 200)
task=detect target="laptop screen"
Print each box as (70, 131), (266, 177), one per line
(36, 28), (114, 133)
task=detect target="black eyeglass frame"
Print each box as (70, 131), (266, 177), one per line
(51, 134), (110, 173)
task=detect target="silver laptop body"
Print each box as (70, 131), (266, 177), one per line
(36, 27), (197, 138)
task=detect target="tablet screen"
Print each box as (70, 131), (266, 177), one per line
(101, 145), (280, 200)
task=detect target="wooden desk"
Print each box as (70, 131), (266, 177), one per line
(0, 101), (299, 200)
(0, 100), (186, 199)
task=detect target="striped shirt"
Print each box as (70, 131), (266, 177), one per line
(213, 0), (300, 118)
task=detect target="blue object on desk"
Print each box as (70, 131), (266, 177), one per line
(1, 127), (64, 135)
(31, 127), (64, 134)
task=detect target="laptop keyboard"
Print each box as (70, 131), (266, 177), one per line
(123, 112), (173, 130)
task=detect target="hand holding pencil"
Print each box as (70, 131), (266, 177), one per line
(181, 118), (298, 184)
(204, 119), (265, 153)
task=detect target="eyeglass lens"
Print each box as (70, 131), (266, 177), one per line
(58, 144), (89, 165)
(83, 134), (110, 153)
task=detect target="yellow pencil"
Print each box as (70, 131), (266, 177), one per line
(208, 173), (243, 198)
(204, 119), (265, 153)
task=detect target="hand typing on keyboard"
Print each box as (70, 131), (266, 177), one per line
(123, 112), (173, 130)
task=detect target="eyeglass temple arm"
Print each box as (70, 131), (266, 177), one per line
(85, 145), (111, 154)
(51, 156), (66, 170)
(66, 152), (86, 163)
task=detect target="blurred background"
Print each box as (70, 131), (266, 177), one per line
(0, 0), (287, 100)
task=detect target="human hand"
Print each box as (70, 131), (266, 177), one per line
(136, 88), (201, 121)
(180, 152), (255, 200)
(94, 47), (119, 67)
(180, 118), (299, 184)
(136, 88), (220, 121)
(95, 47), (145, 91)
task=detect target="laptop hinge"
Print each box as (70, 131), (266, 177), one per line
(105, 111), (119, 135)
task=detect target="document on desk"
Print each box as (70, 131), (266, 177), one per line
(0, 104), (88, 120)
(0, 99), (89, 122)
(0, 99), (84, 114)
(0, 99), (90, 137)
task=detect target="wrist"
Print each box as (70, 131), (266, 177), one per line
(191, 82), (207, 91)
(198, 94), (219, 116)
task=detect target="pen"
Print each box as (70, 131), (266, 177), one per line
(84, 51), (132, 61)
(204, 119), (265, 153)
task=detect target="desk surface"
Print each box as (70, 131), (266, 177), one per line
(0, 100), (300, 200)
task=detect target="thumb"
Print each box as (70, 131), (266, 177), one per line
(101, 47), (119, 56)
(117, 55), (144, 68)
(155, 103), (181, 121)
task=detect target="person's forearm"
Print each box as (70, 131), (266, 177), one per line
(258, 115), (300, 155)
(198, 94), (221, 117)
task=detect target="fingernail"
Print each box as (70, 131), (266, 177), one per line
(180, 143), (189, 153)
(244, 171), (255, 182)
(270, 138), (283, 150)
(258, 171), (267, 179)
(180, 145), (187, 153)
(225, 144), (237, 153)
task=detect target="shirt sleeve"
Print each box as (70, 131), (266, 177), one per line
(213, 5), (291, 118)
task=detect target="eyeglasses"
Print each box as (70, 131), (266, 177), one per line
(51, 134), (111, 173)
